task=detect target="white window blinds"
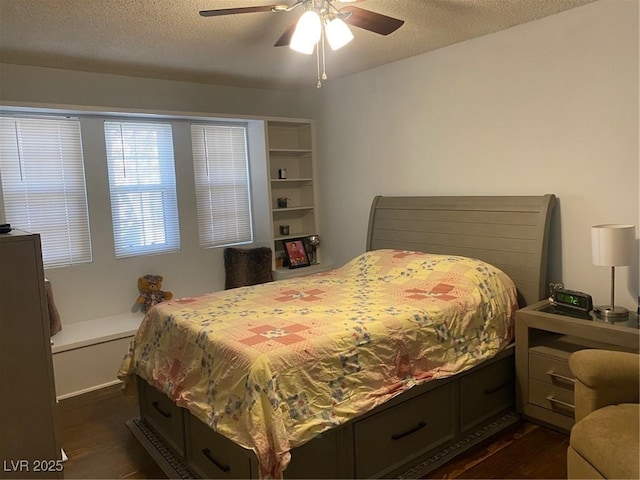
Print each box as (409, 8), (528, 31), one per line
(104, 121), (180, 258)
(0, 116), (92, 268)
(191, 123), (253, 248)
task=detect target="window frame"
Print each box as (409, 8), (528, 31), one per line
(191, 121), (254, 249)
(0, 114), (93, 269)
(104, 119), (181, 258)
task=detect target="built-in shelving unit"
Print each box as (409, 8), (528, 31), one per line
(266, 120), (327, 278)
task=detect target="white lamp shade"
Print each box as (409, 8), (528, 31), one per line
(290, 10), (321, 55)
(325, 17), (354, 50)
(591, 224), (636, 266)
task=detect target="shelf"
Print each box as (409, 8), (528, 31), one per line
(274, 232), (316, 241)
(267, 122), (312, 151)
(272, 206), (314, 213)
(271, 178), (313, 184)
(269, 148), (312, 155)
(273, 263), (334, 280)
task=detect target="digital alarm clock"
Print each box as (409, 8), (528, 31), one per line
(550, 288), (593, 314)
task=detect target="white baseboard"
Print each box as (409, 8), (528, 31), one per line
(56, 379), (122, 401)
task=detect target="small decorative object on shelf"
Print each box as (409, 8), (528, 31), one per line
(278, 168), (287, 179)
(283, 238), (310, 268)
(277, 197), (289, 208)
(280, 225), (290, 235)
(308, 234), (320, 264)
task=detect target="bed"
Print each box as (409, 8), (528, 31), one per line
(120, 194), (557, 479)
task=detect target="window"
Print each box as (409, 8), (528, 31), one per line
(191, 123), (253, 248)
(0, 116), (92, 268)
(104, 121), (179, 258)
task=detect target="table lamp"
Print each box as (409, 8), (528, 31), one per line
(591, 224), (636, 320)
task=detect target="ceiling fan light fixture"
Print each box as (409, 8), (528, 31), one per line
(290, 10), (322, 55)
(199, 0), (405, 87)
(325, 16), (353, 50)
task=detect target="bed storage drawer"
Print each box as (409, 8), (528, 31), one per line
(138, 377), (185, 456)
(186, 413), (252, 479)
(460, 354), (515, 432)
(285, 426), (351, 479)
(354, 383), (455, 478)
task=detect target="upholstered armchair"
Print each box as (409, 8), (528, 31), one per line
(567, 349), (639, 479)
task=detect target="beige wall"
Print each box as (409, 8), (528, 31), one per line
(0, 63), (315, 119)
(314, 0), (639, 310)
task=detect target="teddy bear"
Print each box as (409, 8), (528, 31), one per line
(136, 274), (173, 312)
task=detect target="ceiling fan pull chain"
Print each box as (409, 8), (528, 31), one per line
(321, 28), (327, 81)
(316, 32), (323, 88)
(316, 26), (327, 88)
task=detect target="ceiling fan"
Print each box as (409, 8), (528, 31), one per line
(199, 1), (404, 87)
(199, 1), (405, 49)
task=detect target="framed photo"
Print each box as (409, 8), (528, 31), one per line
(283, 238), (310, 269)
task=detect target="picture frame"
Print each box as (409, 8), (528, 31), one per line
(282, 238), (310, 269)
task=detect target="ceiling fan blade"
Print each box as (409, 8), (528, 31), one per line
(199, 5), (280, 17)
(340, 6), (404, 35)
(274, 20), (297, 47)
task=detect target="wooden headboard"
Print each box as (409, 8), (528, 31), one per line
(366, 194), (557, 307)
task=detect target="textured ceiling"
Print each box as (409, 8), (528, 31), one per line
(0, 0), (596, 90)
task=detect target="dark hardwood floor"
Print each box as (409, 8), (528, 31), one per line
(424, 421), (569, 479)
(58, 385), (166, 479)
(58, 385), (569, 479)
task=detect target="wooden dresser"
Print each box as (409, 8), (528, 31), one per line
(0, 230), (63, 478)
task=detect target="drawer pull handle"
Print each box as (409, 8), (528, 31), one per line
(546, 395), (575, 411)
(546, 370), (575, 385)
(202, 448), (231, 473)
(152, 401), (172, 418)
(484, 380), (513, 395)
(391, 421), (427, 440)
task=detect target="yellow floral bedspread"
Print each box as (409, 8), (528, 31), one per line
(118, 249), (517, 478)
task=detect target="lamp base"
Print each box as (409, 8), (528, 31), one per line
(594, 305), (629, 321)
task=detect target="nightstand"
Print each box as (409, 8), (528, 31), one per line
(515, 299), (639, 432)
